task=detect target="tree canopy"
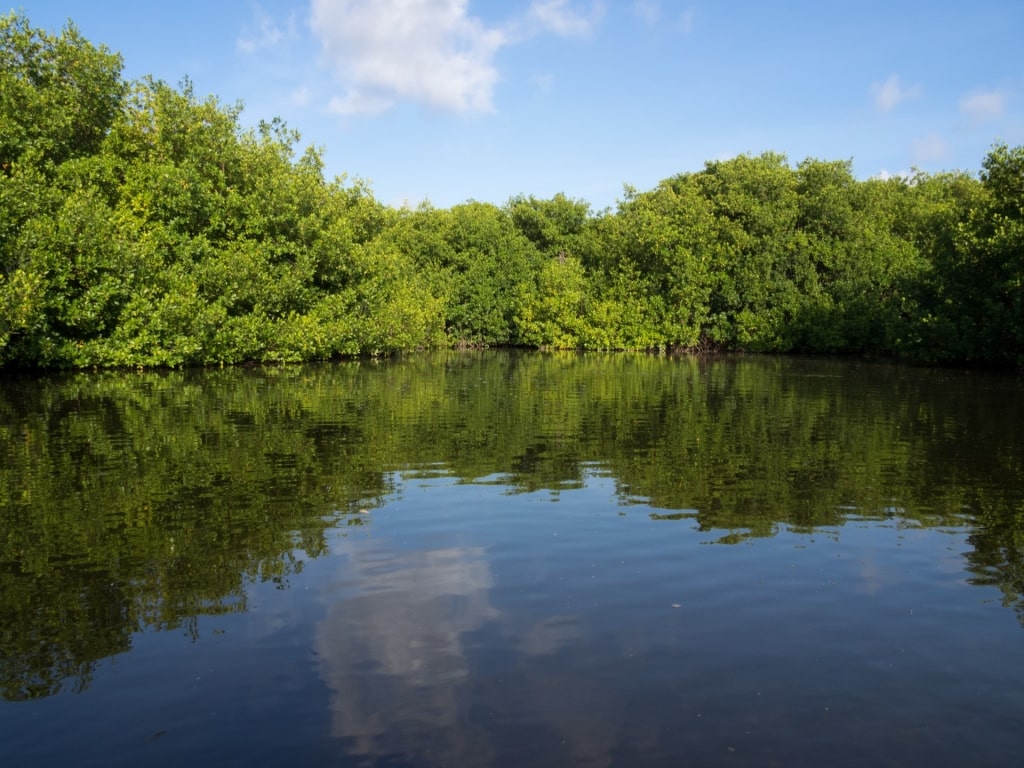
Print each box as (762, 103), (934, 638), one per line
(1, 11), (1022, 370)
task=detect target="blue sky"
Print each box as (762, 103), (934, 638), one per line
(16, 0), (1024, 210)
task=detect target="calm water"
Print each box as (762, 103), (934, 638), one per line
(1, 351), (1023, 767)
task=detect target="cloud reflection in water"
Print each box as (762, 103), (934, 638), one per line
(316, 544), (499, 763)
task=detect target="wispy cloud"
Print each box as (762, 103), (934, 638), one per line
(528, 0), (605, 37)
(310, 0), (608, 116)
(870, 74), (920, 113)
(632, 0), (660, 25)
(678, 7), (695, 33)
(328, 90), (396, 117)
(911, 133), (951, 164)
(533, 72), (555, 94)
(632, 1), (693, 32)
(959, 89), (1006, 124)
(237, 6), (297, 53)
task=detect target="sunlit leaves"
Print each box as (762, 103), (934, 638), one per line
(0, 11), (124, 168)
(2, 10), (1023, 369)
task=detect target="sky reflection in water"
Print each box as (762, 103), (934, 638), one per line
(1, 352), (1023, 766)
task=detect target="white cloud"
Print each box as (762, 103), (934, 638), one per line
(870, 74), (920, 113)
(960, 89), (1006, 124)
(529, 0), (604, 37)
(310, 0), (507, 115)
(310, 0), (609, 116)
(237, 7), (297, 53)
(328, 89), (395, 117)
(911, 133), (951, 164)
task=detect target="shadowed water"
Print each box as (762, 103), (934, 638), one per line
(1, 351), (1022, 766)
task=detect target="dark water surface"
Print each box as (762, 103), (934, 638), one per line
(2, 351), (1023, 767)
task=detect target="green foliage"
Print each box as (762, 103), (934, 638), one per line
(506, 192), (592, 257)
(965, 144), (1024, 366)
(442, 202), (543, 345)
(0, 15), (445, 368)
(0, 12), (124, 169)
(1, 11), (1023, 370)
(787, 165), (924, 354)
(898, 146), (1023, 367)
(515, 254), (590, 348)
(3, 352), (1022, 697)
(381, 202), (542, 347)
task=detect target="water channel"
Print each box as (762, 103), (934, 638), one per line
(1, 351), (1022, 766)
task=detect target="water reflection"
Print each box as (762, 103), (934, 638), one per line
(2, 353), (1024, 766)
(317, 544), (498, 761)
(307, 485), (1018, 767)
(314, 532), (638, 767)
(0, 351), (1022, 714)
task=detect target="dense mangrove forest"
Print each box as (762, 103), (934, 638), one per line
(2, 12), (1022, 371)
